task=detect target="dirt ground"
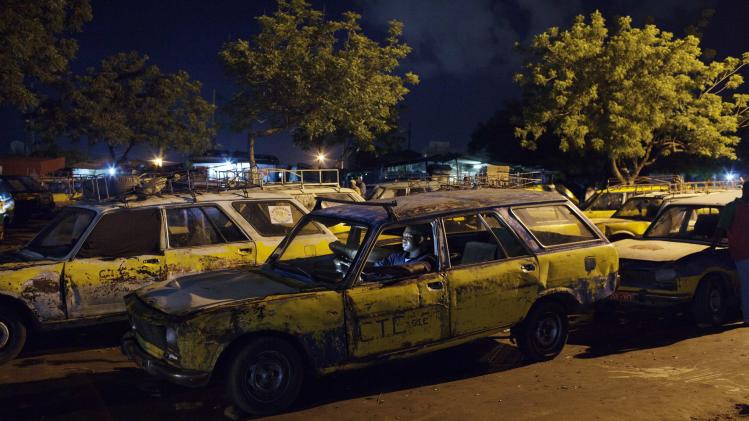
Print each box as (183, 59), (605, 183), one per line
(3, 220), (749, 420)
(2, 316), (749, 421)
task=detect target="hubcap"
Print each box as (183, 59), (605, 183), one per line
(245, 351), (289, 402)
(0, 320), (10, 349)
(535, 313), (560, 348)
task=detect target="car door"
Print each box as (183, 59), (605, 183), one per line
(511, 204), (614, 292)
(163, 205), (255, 279)
(64, 208), (166, 318)
(344, 221), (450, 358)
(443, 212), (540, 336)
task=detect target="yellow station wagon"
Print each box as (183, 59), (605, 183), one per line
(610, 190), (741, 325)
(122, 189), (618, 415)
(0, 190), (333, 363)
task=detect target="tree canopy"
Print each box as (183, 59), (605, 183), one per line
(0, 0), (92, 111)
(36, 52), (215, 164)
(514, 11), (749, 184)
(219, 0), (418, 166)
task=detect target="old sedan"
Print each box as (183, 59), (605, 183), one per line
(122, 189), (618, 415)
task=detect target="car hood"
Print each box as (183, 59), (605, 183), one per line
(135, 269), (302, 315)
(615, 239), (709, 262)
(0, 250), (59, 270)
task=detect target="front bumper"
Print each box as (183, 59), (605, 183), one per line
(121, 332), (210, 387)
(607, 289), (691, 307)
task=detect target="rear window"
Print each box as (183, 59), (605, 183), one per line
(233, 200), (318, 237)
(513, 205), (597, 246)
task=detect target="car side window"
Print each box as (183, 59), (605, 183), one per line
(232, 200), (318, 237)
(362, 222), (437, 282)
(444, 213), (518, 266)
(202, 206), (247, 243)
(480, 213), (528, 258)
(588, 193), (624, 211)
(166, 207), (222, 248)
(513, 205), (597, 247)
(78, 209), (162, 258)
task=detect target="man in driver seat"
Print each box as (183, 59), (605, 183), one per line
(375, 225), (436, 272)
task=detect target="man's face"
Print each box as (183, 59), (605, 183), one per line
(402, 227), (423, 253)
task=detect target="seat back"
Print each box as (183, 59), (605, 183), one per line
(692, 213), (719, 238)
(461, 241), (497, 265)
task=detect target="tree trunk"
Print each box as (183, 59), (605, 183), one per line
(610, 157), (628, 185)
(115, 141), (136, 166)
(247, 132), (256, 169)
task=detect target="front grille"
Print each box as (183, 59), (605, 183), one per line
(619, 269), (677, 291)
(132, 315), (166, 349)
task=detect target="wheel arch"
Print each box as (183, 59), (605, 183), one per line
(0, 293), (38, 331)
(532, 290), (580, 316)
(212, 330), (315, 381)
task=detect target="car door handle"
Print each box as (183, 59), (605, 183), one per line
(427, 281), (444, 290)
(238, 247), (253, 255)
(142, 258), (160, 264)
(521, 263), (536, 272)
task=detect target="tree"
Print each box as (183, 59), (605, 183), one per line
(0, 0), (92, 111)
(36, 52), (215, 164)
(514, 11), (749, 184)
(219, 0), (418, 168)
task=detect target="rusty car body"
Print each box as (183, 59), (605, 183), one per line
(122, 189), (618, 415)
(0, 190), (334, 364)
(610, 191), (741, 325)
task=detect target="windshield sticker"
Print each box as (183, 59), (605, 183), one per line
(268, 205), (294, 225)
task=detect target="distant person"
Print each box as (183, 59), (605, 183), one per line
(357, 176), (367, 197)
(710, 182), (749, 324)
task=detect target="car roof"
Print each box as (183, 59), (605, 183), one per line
(72, 190), (300, 212)
(313, 188), (565, 224)
(663, 190), (742, 207)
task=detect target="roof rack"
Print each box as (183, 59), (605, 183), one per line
(69, 167), (346, 203)
(313, 197), (399, 220)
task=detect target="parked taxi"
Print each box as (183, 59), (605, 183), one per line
(0, 190), (332, 363)
(122, 189), (618, 415)
(611, 191), (741, 325)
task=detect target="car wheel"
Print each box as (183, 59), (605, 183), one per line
(513, 301), (568, 362)
(692, 276), (728, 327)
(0, 307), (27, 364)
(227, 337), (305, 416)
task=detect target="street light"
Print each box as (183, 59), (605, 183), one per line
(316, 152), (326, 165)
(152, 156), (164, 168)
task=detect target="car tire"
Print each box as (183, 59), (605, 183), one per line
(692, 276), (728, 327)
(227, 337), (305, 416)
(513, 301), (568, 362)
(0, 307), (27, 364)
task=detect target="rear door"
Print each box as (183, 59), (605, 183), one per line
(163, 205), (255, 279)
(443, 212), (540, 336)
(64, 208), (166, 318)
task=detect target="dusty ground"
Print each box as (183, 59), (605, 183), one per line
(2, 220), (749, 420)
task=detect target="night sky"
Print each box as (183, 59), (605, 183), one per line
(2, 0), (748, 165)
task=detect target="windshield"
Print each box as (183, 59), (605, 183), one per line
(645, 205), (721, 242)
(612, 197), (663, 220)
(269, 216), (369, 284)
(27, 208), (96, 258)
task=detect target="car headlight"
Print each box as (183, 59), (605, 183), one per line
(165, 327), (178, 347)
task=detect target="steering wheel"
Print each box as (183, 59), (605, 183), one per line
(329, 241), (355, 274)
